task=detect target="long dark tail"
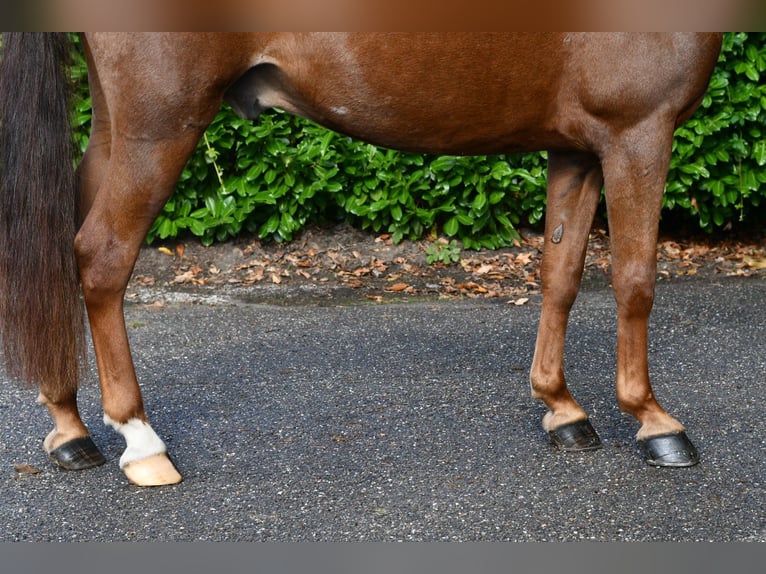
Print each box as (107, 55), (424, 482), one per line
(0, 33), (85, 399)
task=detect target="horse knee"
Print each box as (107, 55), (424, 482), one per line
(611, 270), (655, 318)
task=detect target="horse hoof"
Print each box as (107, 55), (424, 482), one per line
(548, 419), (602, 451)
(638, 431), (699, 467)
(123, 453), (183, 486)
(48, 436), (106, 470)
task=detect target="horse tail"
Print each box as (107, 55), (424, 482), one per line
(0, 33), (85, 398)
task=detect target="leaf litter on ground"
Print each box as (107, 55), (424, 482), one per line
(127, 222), (764, 304)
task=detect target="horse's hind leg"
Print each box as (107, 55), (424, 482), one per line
(36, 62), (113, 471)
(530, 149), (604, 451)
(602, 122), (698, 467)
(75, 128), (209, 486)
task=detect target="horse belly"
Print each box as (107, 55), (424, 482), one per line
(231, 33), (570, 155)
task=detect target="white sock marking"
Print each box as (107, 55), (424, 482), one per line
(103, 415), (168, 468)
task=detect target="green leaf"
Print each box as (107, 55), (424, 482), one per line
(260, 213), (280, 237)
(471, 193), (488, 212)
(752, 139), (766, 166)
(443, 216), (459, 237)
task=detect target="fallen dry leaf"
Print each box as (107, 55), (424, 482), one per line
(13, 463), (41, 476)
(514, 253), (535, 265)
(457, 281), (488, 294)
(661, 241), (681, 257)
(473, 264), (494, 276)
(133, 274), (155, 286)
(171, 269), (199, 284)
(234, 259), (271, 271)
(742, 255), (766, 270)
(386, 282), (410, 292)
(244, 268), (265, 284)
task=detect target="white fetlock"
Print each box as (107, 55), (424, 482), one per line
(104, 415), (183, 486)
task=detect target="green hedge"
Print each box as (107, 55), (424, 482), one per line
(666, 32), (766, 231)
(69, 33), (765, 247)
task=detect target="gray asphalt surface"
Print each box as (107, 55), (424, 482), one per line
(1, 274), (764, 541)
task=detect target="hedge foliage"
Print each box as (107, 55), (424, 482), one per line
(68, 33), (765, 247)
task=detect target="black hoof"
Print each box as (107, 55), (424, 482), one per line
(638, 431), (699, 467)
(48, 436), (106, 470)
(548, 419), (602, 451)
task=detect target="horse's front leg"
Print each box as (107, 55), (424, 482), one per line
(602, 123), (698, 467)
(530, 150), (604, 451)
(75, 133), (205, 486)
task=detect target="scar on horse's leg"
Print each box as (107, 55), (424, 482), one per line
(530, 150), (603, 451)
(76, 134), (208, 486)
(602, 127), (698, 467)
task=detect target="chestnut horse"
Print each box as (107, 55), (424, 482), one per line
(0, 33), (722, 486)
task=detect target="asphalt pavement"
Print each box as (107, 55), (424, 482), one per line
(1, 273), (764, 541)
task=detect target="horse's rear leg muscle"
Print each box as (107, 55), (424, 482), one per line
(602, 122), (698, 466)
(76, 132), (207, 485)
(530, 150), (604, 450)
